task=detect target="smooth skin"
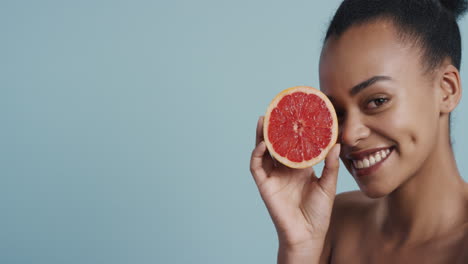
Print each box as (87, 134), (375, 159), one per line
(250, 19), (468, 264)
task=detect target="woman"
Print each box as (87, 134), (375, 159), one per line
(250, 0), (468, 263)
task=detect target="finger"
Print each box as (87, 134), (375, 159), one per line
(250, 141), (269, 185)
(255, 116), (265, 147)
(268, 149), (279, 168)
(318, 144), (341, 199)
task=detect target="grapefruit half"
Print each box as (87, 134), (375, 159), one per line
(263, 86), (338, 169)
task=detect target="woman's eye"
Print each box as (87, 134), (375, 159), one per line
(367, 97), (388, 109)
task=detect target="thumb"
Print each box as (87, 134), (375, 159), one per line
(318, 144), (341, 199)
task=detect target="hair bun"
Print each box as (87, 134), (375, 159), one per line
(439, 0), (468, 19)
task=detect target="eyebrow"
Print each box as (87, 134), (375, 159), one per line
(350, 75), (392, 96)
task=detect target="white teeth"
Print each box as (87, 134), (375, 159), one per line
(357, 160), (364, 169)
(381, 151), (387, 158)
(363, 159), (370, 168)
(352, 148), (392, 169)
(375, 153), (382, 162)
(353, 160), (362, 168)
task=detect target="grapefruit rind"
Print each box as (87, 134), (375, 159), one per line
(263, 86), (338, 169)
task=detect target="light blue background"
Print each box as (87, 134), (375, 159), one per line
(2, 0), (468, 263)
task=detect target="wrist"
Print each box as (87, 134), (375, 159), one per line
(278, 240), (324, 264)
(278, 243), (323, 264)
(279, 238), (325, 253)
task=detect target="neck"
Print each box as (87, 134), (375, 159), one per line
(378, 130), (467, 246)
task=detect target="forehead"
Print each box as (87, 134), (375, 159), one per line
(319, 20), (420, 95)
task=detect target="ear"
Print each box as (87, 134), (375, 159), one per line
(438, 64), (462, 114)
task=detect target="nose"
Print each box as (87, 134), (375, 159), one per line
(339, 111), (370, 147)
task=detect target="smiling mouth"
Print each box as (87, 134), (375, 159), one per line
(350, 148), (393, 170)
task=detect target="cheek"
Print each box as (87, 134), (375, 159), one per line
(381, 93), (437, 145)
(369, 103), (417, 146)
(377, 94), (439, 175)
(399, 82), (440, 137)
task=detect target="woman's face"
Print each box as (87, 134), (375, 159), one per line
(319, 20), (441, 198)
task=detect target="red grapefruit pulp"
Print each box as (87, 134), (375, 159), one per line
(263, 86), (338, 168)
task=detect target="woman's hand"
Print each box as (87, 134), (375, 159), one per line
(250, 116), (341, 251)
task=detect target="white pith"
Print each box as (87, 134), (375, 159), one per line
(352, 148), (391, 169)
